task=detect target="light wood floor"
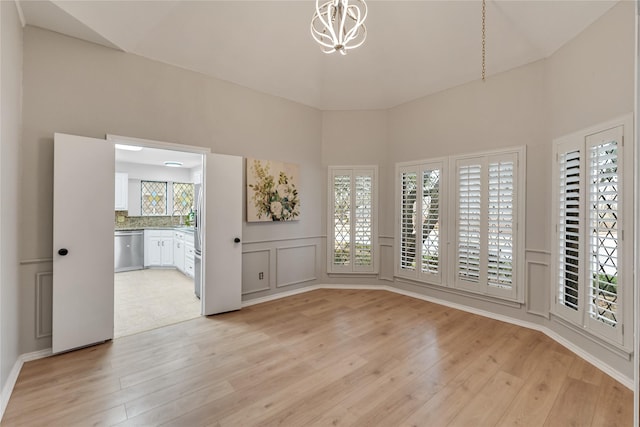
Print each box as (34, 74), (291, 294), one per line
(2, 289), (632, 426)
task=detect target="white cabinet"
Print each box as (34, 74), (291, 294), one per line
(185, 242), (195, 278)
(144, 230), (173, 267)
(115, 172), (128, 211)
(174, 230), (195, 277)
(173, 231), (185, 272)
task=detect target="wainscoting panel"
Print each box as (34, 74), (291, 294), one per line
(35, 272), (53, 339)
(276, 244), (317, 288)
(242, 250), (271, 295)
(525, 249), (550, 318)
(379, 243), (394, 282)
(19, 260), (54, 354)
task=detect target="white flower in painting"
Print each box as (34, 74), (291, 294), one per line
(276, 184), (289, 197)
(270, 201), (283, 218)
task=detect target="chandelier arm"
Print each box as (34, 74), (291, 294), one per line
(344, 27), (366, 50)
(343, 5), (363, 45)
(311, 27), (339, 49)
(314, 0), (340, 47)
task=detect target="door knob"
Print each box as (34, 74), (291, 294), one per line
(58, 248), (69, 256)
(234, 237), (241, 243)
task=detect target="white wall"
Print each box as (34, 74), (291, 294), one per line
(20, 26), (324, 354)
(117, 161), (195, 216)
(0, 0), (23, 415)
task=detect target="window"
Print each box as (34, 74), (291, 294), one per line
(551, 115), (633, 348)
(453, 151), (523, 301)
(395, 147), (524, 303)
(141, 181), (167, 216)
(173, 182), (195, 216)
(397, 160), (445, 284)
(328, 166), (377, 273)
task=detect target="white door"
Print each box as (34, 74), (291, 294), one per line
(53, 133), (114, 353)
(202, 153), (243, 315)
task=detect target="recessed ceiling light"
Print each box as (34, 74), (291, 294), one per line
(115, 144), (143, 151)
(164, 161), (183, 168)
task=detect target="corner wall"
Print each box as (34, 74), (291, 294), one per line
(0, 0), (23, 415)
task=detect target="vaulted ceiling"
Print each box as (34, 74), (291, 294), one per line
(18, 0), (618, 110)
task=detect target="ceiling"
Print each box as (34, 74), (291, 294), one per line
(115, 145), (203, 169)
(18, 0), (619, 110)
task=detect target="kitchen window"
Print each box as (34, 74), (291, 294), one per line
(173, 182), (195, 216)
(551, 115), (633, 348)
(141, 181), (167, 216)
(328, 166), (378, 273)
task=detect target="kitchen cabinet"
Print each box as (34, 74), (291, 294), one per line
(144, 230), (173, 267)
(175, 230), (195, 277)
(115, 172), (128, 210)
(173, 231), (186, 272)
(185, 242), (195, 278)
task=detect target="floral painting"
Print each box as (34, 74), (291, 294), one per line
(247, 158), (300, 222)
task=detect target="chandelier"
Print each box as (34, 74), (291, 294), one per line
(310, 0), (368, 55)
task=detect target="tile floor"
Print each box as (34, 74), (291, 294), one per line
(114, 268), (200, 338)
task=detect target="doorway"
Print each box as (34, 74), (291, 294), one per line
(53, 132), (242, 354)
(113, 141), (204, 338)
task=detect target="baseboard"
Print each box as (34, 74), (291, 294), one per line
(242, 283), (634, 390)
(0, 348), (52, 421)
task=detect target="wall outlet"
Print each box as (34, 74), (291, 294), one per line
(258, 272), (264, 280)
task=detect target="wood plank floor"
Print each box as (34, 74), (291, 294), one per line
(1, 289), (632, 426)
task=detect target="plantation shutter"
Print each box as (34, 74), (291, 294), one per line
(328, 166), (377, 274)
(399, 169), (418, 274)
(586, 126), (624, 341)
(354, 172), (373, 270)
(553, 122), (629, 345)
(557, 148), (582, 318)
(457, 162), (482, 285)
(332, 173), (352, 269)
(487, 158), (514, 290)
(420, 167), (441, 280)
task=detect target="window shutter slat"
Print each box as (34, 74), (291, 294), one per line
(400, 171), (417, 271)
(557, 149), (581, 312)
(487, 161), (514, 289)
(458, 164), (482, 283)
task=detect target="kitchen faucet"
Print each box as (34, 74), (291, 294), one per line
(172, 210), (184, 226)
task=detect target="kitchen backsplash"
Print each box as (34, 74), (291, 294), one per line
(115, 211), (183, 229)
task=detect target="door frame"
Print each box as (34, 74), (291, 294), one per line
(107, 134), (210, 315)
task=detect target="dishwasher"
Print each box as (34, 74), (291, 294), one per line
(114, 230), (144, 272)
